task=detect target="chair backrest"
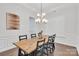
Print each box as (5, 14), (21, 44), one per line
(48, 36), (53, 43)
(52, 34), (56, 42)
(37, 38), (45, 49)
(31, 33), (36, 38)
(19, 35), (27, 41)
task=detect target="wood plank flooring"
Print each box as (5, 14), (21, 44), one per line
(0, 43), (78, 56)
(49, 43), (78, 56)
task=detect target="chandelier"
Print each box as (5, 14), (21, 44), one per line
(35, 3), (48, 23)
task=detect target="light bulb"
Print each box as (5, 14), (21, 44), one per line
(35, 18), (41, 23)
(42, 19), (45, 23)
(37, 13), (40, 16)
(42, 13), (46, 16)
(45, 19), (48, 23)
(42, 18), (48, 23)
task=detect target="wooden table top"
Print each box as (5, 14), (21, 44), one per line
(13, 35), (48, 54)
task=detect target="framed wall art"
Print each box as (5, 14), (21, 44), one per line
(6, 13), (20, 30)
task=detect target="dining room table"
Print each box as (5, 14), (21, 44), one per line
(13, 35), (48, 55)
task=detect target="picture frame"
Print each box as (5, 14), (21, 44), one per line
(6, 12), (20, 30)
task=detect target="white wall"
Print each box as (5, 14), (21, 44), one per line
(0, 3), (34, 52)
(76, 4), (79, 53)
(46, 4), (78, 49)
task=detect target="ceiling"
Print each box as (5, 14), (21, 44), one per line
(20, 3), (72, 14)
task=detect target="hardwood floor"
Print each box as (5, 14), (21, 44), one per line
(49, 43), (78, 56)
(0, 48), (18, 56)
(0, 43), (78, 56)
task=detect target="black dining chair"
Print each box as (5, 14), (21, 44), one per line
(31, 33), (36, 38)
(48, 36), (54, 53)
(18, 35), (27, 56)
(44, 34), (56, 54)
(34, 38), (48, 56)
(19, 35), (27, 41)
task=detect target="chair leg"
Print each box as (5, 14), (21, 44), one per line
(53, 43), (55, 48)
(30, 51), (35, 56)
(18, 49), (22, 56)
(44, 48), (49, 56)
(44, 49), (48, 56)
(33, 50), (37, 56)
(46, 51), (48, 56)
(51, 45), (55, 53)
